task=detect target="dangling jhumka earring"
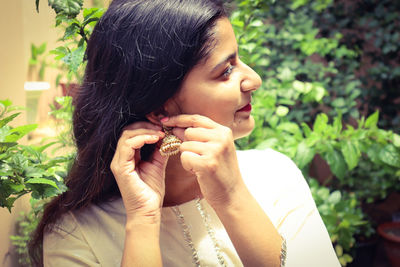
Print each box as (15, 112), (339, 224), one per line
(159, 126), (182, 156)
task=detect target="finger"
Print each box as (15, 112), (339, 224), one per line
(180, 151), (203, 173)
(120, 128), (164, 141)
(162, 114), (217, 129)
(183, 127), (213, 142)
(141, 149), (169, 178)
(180, 141), (208, 155)
(147, 145), (169, 169)
(118, 134), (162, 162)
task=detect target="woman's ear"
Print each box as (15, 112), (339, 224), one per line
(145, 107), (167, 126)
(146, 97), (181, 125)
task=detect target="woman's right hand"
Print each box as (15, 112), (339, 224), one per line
(110, 122), (168, 223)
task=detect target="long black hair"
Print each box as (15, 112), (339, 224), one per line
(29, 0), (227, 265)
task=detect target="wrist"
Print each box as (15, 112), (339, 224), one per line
(208, 181), (251, 212)
(125, 216), (161, 237)
(126, 210), (162, 227)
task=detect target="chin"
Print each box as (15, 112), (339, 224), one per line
(232, 116), (255, 140)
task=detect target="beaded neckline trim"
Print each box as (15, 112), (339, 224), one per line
(172, 198), (227, 267)
(171, 198), (287, 267)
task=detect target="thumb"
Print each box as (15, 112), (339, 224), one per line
(151, 147), (169, 171)
(172, 127), (185, 141)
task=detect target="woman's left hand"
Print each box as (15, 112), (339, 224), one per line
(161, 114), (246, 208)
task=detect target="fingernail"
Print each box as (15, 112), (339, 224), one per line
(160, 117), (169, 123)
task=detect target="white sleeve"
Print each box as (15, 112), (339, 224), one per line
(238, 149), (341, 267)
(277, 170), (341, 267)
(43, 212), (101, 267)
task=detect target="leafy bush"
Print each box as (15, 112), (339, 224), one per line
(0, 98), (75, 266)
(309, 179), (374, 266)
(231, 0), (400, 264)
(0, 100), (72, 211)
(10, 199), (44, 266)
(316, 0), (400, 132)
(231, 0), (361, 129)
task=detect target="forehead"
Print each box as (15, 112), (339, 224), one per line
(197, 18), (238, 70)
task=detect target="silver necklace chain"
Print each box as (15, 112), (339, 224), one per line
(172, 198), (287, 267)
(172, 198), (227, 267)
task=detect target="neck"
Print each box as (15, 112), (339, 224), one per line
(163, 154), (202, 207)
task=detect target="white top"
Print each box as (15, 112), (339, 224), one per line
(43, 149), (341, 267)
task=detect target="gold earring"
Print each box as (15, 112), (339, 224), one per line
(159, 126), (182, 156)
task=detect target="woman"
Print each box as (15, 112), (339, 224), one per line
(30, 0), (340, 266)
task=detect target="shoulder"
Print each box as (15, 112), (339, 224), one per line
(236, 148), (308, 191)
(237, 148), (301, 173)
(43, 198), (126, 266)
(236, 148), (315, 223)
(46, 197), (125, 234)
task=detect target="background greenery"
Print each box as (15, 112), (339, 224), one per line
(1, 0), (399, 266)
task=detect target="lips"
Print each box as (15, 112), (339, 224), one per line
(237, 103), (252, 112)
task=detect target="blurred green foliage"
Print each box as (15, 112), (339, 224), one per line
(3, 97), (75, 266)
(0, 100), (72, 212)
(316, 0), (400, 132)
(231, 0), (400, 264)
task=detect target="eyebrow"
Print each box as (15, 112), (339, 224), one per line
(210, 52), (237, 73)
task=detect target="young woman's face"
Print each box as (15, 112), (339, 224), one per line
(168, 17), (262, 139)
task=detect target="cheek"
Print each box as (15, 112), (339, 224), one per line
(202, 91), (239, 121)
(180, 84), (239, 116)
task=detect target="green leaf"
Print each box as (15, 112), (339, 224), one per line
(294, 141), (315, 169)
(379, 144), (400, 167)
(335, 244), (343, 257)
(277, 122), (300, 134)
(0, 113), (20, 128)
(313, 113), (329, 134)
(5, 124), (37, 142)
(48, 0), (83, 17)
(249, 20), (263, 27)
(328, 190), (341, 204)
(332, 97), (346, 108)
(0, 142), (18, 153)
(312, 85), (326, 102)
(367, 144), (383, 164)
(301, 122), (312, 138)
(365, 111), (379, 128)
(293, 80), (312, 93)
(291, 0), (308, 10)
(63, 24), (79, 40)
(0, 99), (12, 109)
(342, 254), (353, 263)
(10, 183), (25, 193)
(36, 141), (57, 153)
(332, 114), (342, 135)
(1, 197), (17, 212)
(37, 43), (47, 55)
(26, 178), (58, 188)
(324, 149), (347, 179)
(392, 133), (400, 147)
(256, 138), (279, 150)
(276, 105), (289, 117)
(62, 45), (85, 73)
(50, 46), (69, 60)
(341, 141), (360, 170)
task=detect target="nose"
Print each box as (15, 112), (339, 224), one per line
(240, 61), (262, 92)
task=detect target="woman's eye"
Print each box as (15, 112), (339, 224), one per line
(222, 65), (235, 78)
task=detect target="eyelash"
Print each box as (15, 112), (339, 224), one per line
(222, 65), (235, 78)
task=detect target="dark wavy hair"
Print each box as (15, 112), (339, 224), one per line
(29, 0), (227, 265)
